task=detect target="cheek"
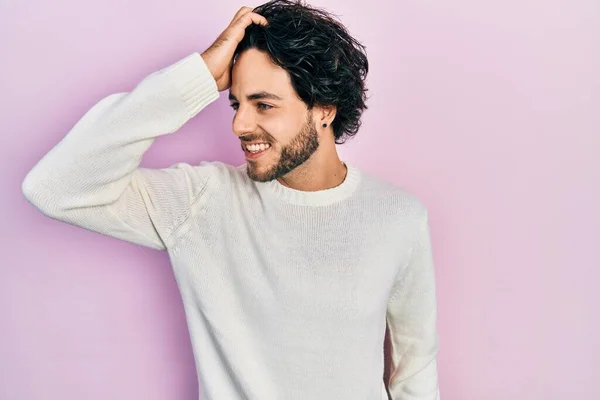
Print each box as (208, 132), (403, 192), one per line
(260, 118), (286, 143)
(262, 112), (304, 142)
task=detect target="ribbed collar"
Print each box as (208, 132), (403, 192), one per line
(240, 162), (362, 206)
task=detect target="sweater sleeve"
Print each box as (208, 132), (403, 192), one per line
(385, 212), (441, 400)
(21, 52), (220, 251)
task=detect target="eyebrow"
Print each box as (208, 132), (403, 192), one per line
(228, 91), (284, 102)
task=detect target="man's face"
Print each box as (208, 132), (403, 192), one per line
(229, 48), (320, 182)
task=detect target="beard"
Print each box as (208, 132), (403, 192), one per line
(247, 112), (320, 182)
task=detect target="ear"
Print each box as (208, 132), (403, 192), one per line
(317, 105), (337, 127)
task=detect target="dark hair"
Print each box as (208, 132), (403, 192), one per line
(233, 0), (369, 144)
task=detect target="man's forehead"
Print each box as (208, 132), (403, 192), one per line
(229, 72), (294, 102)
(231, 50), (293, 98)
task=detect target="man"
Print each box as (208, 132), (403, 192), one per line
(22, 1), (441, 399)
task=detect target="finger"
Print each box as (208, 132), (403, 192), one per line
(250, 12), (269, 26)
(234, 11), (268, 29)
(231, 6), (254, 23)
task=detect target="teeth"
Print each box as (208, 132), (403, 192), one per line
(246, 143), (271, 152)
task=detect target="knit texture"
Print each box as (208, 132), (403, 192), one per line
(22, 52), (441, 400)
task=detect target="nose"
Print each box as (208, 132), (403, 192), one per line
(232, 105), (257, 137)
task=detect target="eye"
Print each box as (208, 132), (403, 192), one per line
(258, 103), (273, 110)
(229, 103), (273, 111)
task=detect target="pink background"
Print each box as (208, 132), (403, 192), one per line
(2, 0), (599, 399)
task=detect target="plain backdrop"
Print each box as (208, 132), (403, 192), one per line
(1, 0), (599, 399)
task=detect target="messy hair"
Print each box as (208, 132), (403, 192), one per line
(233, 0), (369, 144)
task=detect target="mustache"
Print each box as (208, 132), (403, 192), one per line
(240, 135), (272, 143)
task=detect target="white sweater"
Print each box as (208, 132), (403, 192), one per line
(22, 52), (441, 400)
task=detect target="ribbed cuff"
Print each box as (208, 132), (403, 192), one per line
(159, 52), (220, 120)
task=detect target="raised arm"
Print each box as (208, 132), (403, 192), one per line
(22, 8), (268, 251)
(22, 52), (220, 250)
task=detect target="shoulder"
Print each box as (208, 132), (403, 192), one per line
(355, 168), (429, 223)
(160, 160), (246, 201)
(180, 160), (246, 183)
(184, 160), (255, 196)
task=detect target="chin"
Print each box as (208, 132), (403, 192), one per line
(246, 164), (278, 182)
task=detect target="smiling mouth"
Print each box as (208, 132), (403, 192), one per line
(243, 142), (271, 153)
(243, 143), (272, 160)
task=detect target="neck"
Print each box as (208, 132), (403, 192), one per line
(276, 147), (347, 192)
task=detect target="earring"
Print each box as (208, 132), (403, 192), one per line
(322, 123), (327, 128)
